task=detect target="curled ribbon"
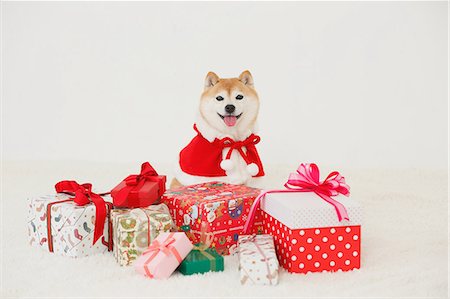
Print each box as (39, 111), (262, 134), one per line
(141, 233), (182, 278)
(243, 163), (350, 234)
(46, 181), (112, 253)
(112, 162), (165, 208)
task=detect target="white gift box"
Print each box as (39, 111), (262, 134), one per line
(27, 193), (112, 257)
(238, 234), (279, 285)
(261, 192), (363, 229)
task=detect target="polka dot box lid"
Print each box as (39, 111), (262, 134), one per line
(260, 193), (362, 229)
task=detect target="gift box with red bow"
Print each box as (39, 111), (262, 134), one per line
(243, 164), (363, 274)
(111, 162), (166, 208)
(27, 181), (113, 257)
(161, 182), (263, 255)
(111, 204), (174, 266)
(134, 232), (193, 279)
(238, 234), (279, 285)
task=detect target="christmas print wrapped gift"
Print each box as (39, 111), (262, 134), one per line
(27, 181), (113, 257)
(238, 234), (279, 285)
(243, 163), (362, 274)
(135, 232), (193, 279)
(178, 223), (224, 275)
(111, 204), (174, 266)
(161, 182), (263, 255)
(111, 162), (166, 208)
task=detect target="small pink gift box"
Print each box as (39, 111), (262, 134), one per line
(134, 232), (193, 279)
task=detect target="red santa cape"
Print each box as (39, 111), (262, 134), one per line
(179, 125), (265, 177)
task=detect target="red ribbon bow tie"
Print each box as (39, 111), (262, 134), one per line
(219, 134), (261, 164)
(220, 135), (261, 149)
(55, 180), (108, 244)
(124, 162), (158, 186)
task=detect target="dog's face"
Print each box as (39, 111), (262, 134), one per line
(199, 70), (259, 133)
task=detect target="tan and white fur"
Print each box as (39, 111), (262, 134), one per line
(172, 70), (261, 188)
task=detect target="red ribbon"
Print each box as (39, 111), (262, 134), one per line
(219, 135), (261, 165)
(112, 162), (165, 208)
(54, 180), (110, 245)
(243, 163), (350, 234)
(124, 162), (158, 186)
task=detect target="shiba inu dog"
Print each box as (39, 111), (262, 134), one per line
(171, 70), (265, 188)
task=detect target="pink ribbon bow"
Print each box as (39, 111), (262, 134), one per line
(243, 163), (350, 234)
(141, 233), (182, 278)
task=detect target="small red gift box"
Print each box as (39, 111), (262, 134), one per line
(244, 163), (362, 274)
(161, 182), (263, 255)
(111, 162), (166, 208)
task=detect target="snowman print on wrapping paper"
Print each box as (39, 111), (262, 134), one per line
(183, 204), (199, 226)
(204, 202), (222, 223)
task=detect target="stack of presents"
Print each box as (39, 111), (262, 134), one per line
(27, 162), (362, 285)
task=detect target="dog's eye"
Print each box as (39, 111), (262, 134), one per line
(236, 95), (244, 100)
(216, 96), (224, 101)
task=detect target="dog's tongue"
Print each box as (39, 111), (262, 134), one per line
(224, 115), (237, 127)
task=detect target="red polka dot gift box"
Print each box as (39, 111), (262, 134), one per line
(243, 163), (362, 274)
(160, 182), (263, 255)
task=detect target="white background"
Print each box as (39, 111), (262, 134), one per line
(3, 1), (448, 171)
(1, 2), (448, 298)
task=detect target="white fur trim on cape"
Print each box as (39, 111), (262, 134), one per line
(174, 162), (231, 186)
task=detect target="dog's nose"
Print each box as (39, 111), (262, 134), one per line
(225, 104), (236, 114)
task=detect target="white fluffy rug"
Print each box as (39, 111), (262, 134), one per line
(1, 161), (448, 298)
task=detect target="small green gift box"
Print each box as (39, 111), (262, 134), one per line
(178, 243), (224, 275)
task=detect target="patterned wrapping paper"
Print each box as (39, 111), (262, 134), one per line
(27, 194), (112, 257)
(135, 232), (193, 279)
(177, 244), (224, 275)
(111, 204), (174, 266)
(161, 182), (264, 255)
(238, 234), (279, 285)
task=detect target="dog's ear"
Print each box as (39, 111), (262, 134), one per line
(204, 72), (220, 89)
(239, 70), (254, 87)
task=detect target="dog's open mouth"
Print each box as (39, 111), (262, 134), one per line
(218, 113), (243, 127)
